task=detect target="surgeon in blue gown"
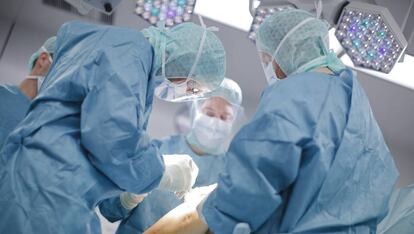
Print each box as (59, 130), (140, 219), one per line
(197, 9), (399, 233)
(0, 37), (56, 148)
(99, 78), (243, 233)
(0, 19), (226, 234)
(0, 85), (30, 149)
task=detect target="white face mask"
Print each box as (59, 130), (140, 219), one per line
(191, 113), (233, 154)
(48, 54), (53, 65)
(25, 75), (45, 92)
(263, 63), (280, 85)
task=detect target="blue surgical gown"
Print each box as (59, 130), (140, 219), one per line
(0, 21), (164, 234)
(0, 85), (30, 149)
(377, 183), (414, 234)
(99, 135), (225, 233)
(202, 69), (399, 233)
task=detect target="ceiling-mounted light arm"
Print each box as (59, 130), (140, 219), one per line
(65, 0), (123, 15)
(249, 0), (259, 17)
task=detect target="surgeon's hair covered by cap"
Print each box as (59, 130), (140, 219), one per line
(256, 9), (331, 76)
(143, 22), (226, 91)
(27, 36), (57, 70)
(206, 78), (242, 106)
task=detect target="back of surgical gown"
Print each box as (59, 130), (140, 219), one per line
(202, 69), (399, 233)
(0, 21), (164, 234)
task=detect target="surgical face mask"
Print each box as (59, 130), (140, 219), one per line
(40, 47), (53, 65)
(26, 52), (52, 93)
(48, 54), (53, 64)
(189, 113), (233, 154)
(263, 63), (280, 85)
(257, 48), (281, 85)
(26, 75), (45, 92)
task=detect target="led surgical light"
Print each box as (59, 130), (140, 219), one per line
(335, 2), (407, 73)
(248, 0), (408, 74)
(248, 4), (295, 41)
(135, 0), (197, 26)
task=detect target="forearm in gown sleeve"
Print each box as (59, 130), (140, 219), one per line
(99, 140), (163, 222)
(80, 53), (164, 195)
(99, 197), (131, 222)
(202, 113), (303, 233)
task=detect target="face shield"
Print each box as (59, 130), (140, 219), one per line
(154, 77), (212, 103)
(154, 16), (221, 102)
(186, 96), (244, 155)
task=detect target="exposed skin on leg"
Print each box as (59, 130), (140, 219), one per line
(144, 201), (209, 234)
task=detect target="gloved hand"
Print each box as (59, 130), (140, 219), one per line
(189, 184), (217, 225)
(158, 154), (199, 198)
(120, 192), (148, 210)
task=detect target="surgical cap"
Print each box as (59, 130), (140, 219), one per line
(142, 21), (226, 90)
(256, 9), (344, 76)
(28, 36), (57, 70)
(206, 78), (242, 106)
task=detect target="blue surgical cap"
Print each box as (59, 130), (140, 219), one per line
(256, 9), (344, 76)
(206, 78), (242, 106)
(28, 36), (57, 70)
(142, 21), (226, 91)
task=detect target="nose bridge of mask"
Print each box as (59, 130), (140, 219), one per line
(41, 46), (53, 64)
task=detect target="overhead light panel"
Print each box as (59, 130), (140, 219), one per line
(135, 0), (197, 26)
(248, 4), (295, 41)
(335, 2), (407, 73)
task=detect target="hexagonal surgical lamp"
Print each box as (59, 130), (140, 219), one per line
(135, 0), (197, 26)
(335, 2), (407, 73)
(248, 0), (408, 73)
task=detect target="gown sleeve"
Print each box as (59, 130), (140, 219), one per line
(202, 112), (304, 233)
(79, 32), (165, 195)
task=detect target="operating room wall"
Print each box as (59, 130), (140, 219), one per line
(0, 18), (11, 52)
